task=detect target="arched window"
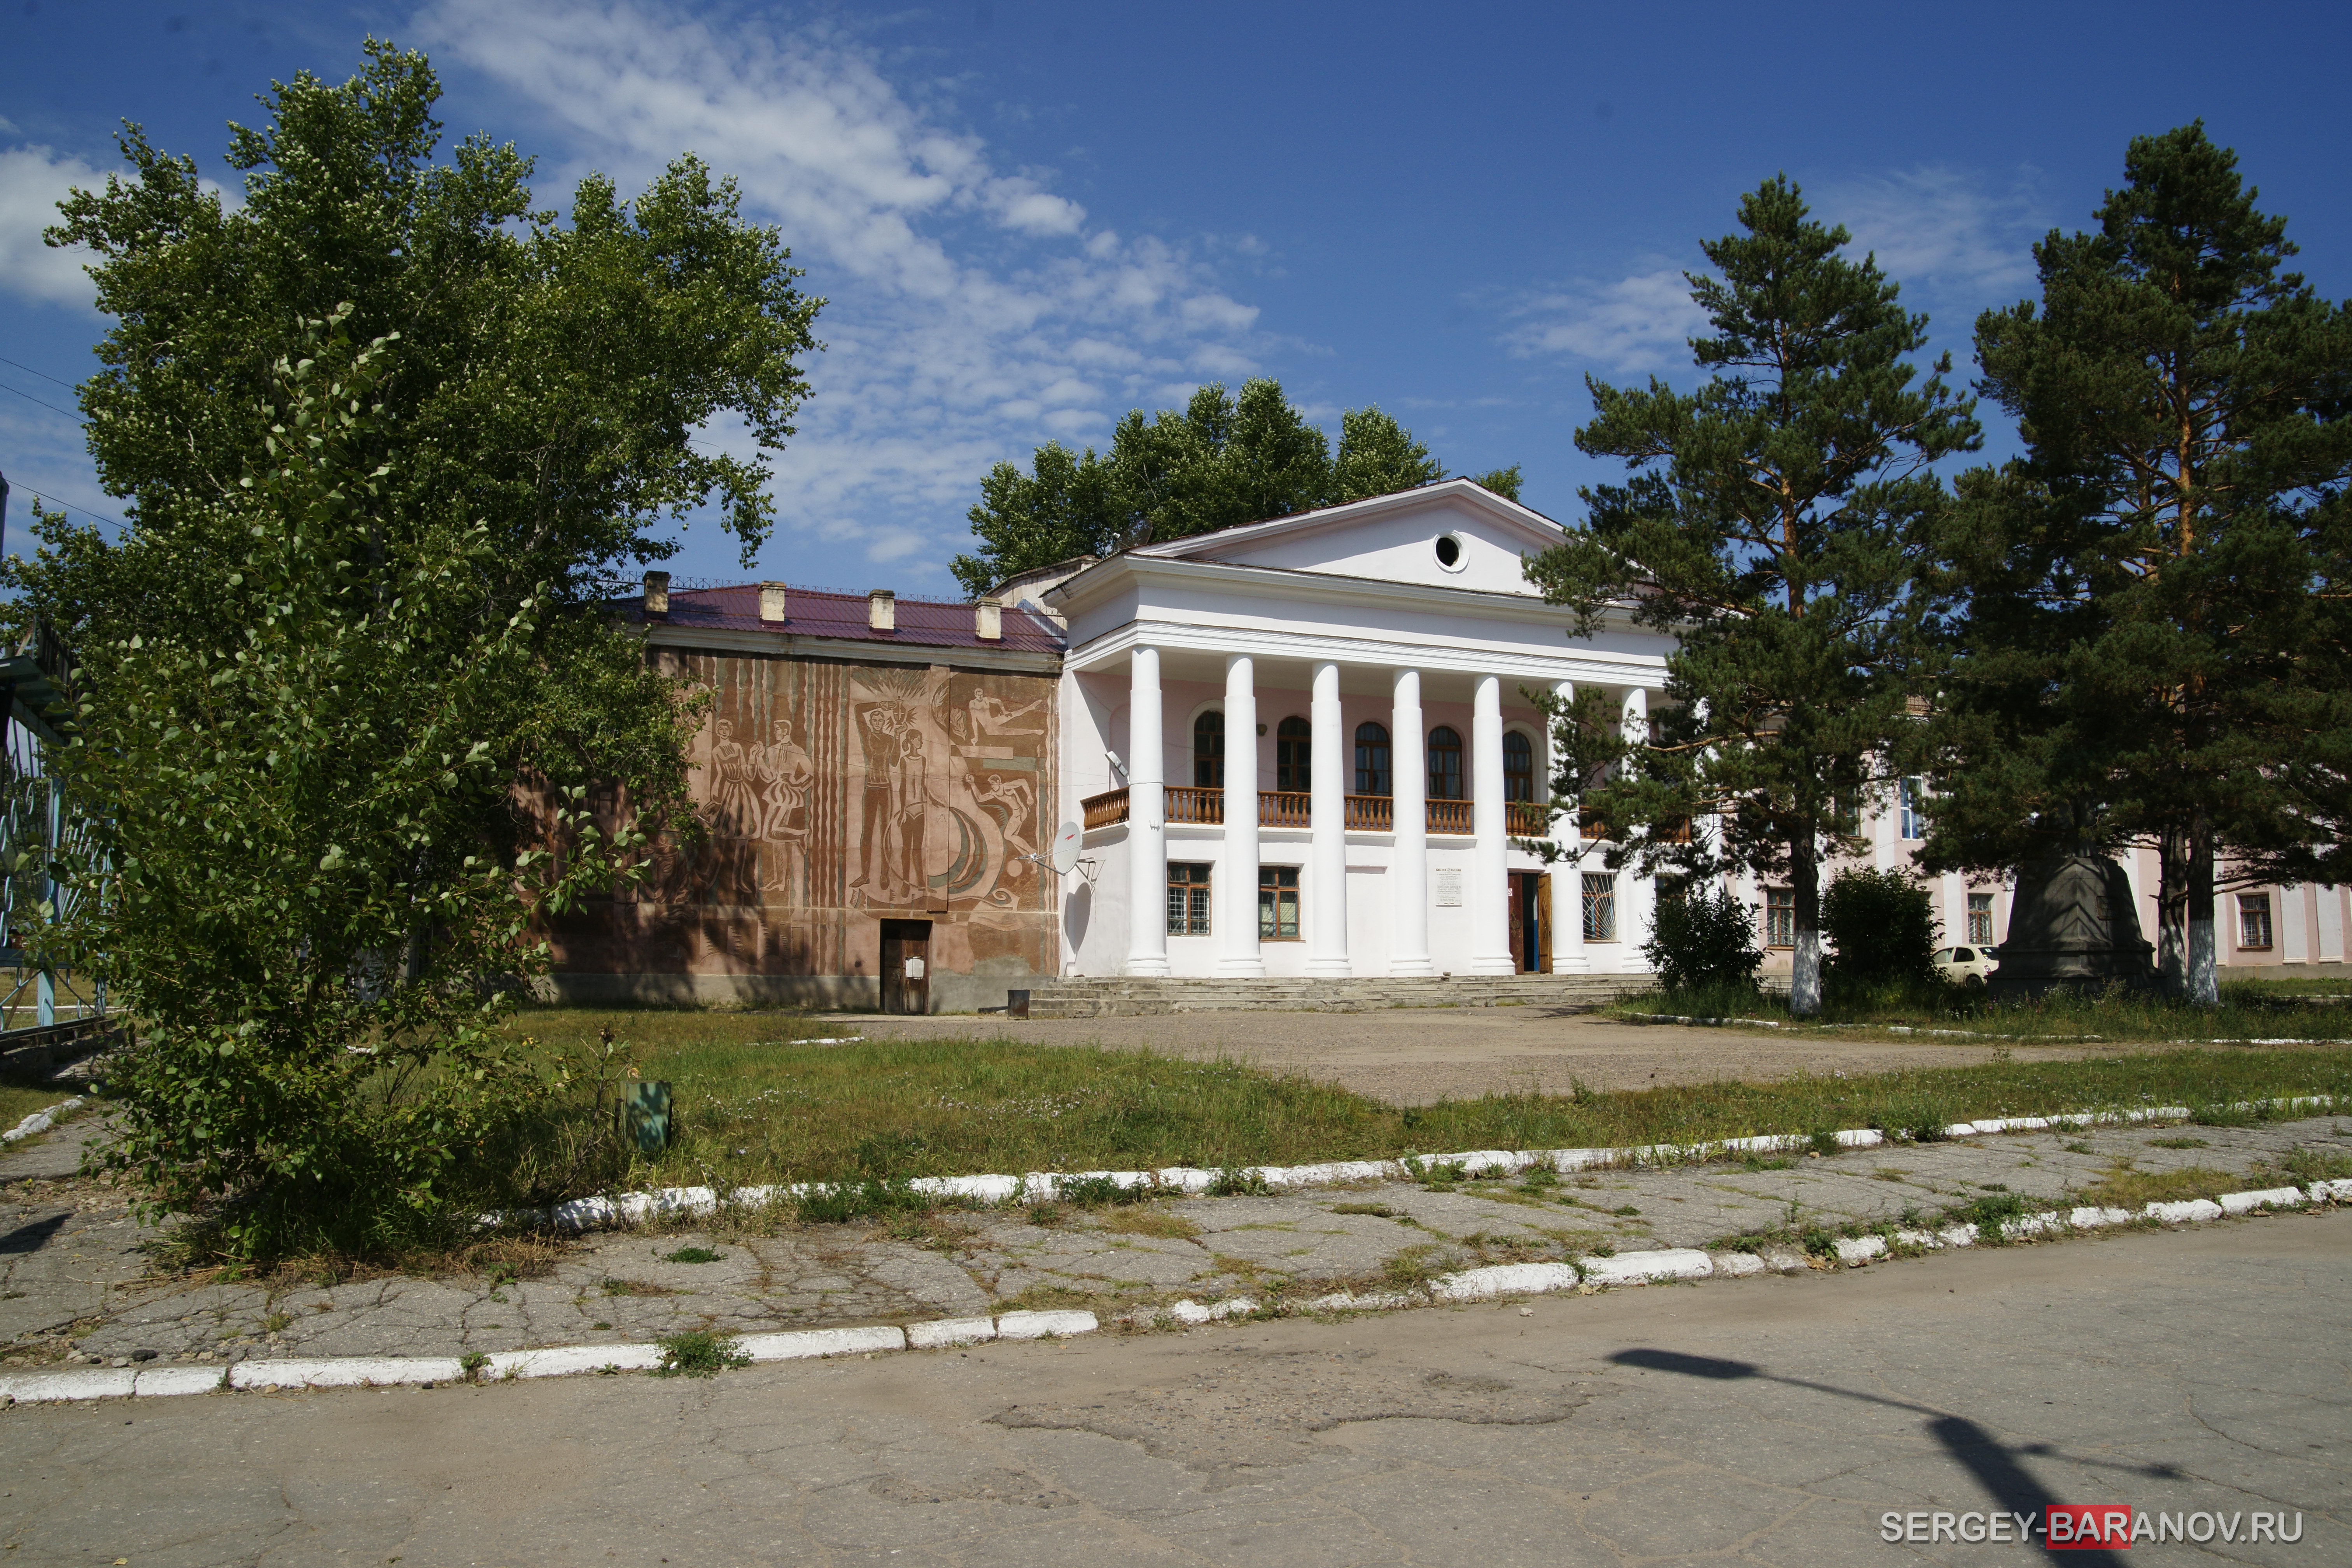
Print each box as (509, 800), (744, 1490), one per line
(1427, 726), (1464, 800)
(1503, 731), (1535, 802)
(1354, 721), (1391, 796)
(1193, 710), (1224, 788)
(1275, 716), (1311, 793)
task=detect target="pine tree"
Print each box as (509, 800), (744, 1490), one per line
(1917, 124), (2352, 1003)
(1526, 177), (1978, 1015)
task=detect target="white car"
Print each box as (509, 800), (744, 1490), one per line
(1934, 945), (1998, 987)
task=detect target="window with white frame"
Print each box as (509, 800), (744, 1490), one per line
(1899, 778), (1924, 840)
(1167, 862), (1212, 936)
(1967, 892), (1995, 945)
(1581, 873), (1616, 941)
(2239, 892), (2273, 950)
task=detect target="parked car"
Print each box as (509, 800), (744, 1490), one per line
(1934, 944), (1998, 987)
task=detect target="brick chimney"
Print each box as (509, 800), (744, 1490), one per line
(642, 570), (670, 617)
(759, 581), (788, 623)
(975, 597), (1003, 641)
(868, 589), (896, 632)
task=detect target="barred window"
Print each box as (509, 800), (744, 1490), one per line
(1967, 892), (1994, 945)
(2238, 893), (2273, 949)
(1582, 872), (1616, 942)
(1167, 862), (1212, 936)
(1258, 866), (1300, 939)
(1766, 887), (1795, 947)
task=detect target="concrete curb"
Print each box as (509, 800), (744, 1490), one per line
(0, 1311), (1096, 1405)
(1624, 1012), (2352, 1047)
(8, 1176), (2345, 1406)
(3, 1098), (83, 1144)
(502, 1094), (2343, 1233)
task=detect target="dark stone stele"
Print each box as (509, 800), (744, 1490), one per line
(1988, 852), (2156, 998)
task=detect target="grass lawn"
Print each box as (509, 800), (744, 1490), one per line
(509, 1006), (2352, 1193)
(0, 1075), (77, 1129)
(1612, 978), (2352, 1042)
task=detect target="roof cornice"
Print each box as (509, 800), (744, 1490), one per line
(639, 623), (1061, 674)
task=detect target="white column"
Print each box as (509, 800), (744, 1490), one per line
(1548, 679), (1587, 972)
(1389, 668), (1434, 975)
(1218, 654), (1265, 976)
(1621, 687), (1655, 969)
(1468, 674), (1514, 975)
(1307, 661), (1351, 976)
(1125, 646), (1169, 976)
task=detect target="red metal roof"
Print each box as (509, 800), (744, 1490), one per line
(628, 583), (1065, 654)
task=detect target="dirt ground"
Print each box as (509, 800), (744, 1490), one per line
(833, 1006), (2163, 1105)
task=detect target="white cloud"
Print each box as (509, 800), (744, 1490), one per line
(0, 144), (103, 310)
(1505, 267), (1708, 374)
(416, 0), (1261, 589)
(1818, 166), (2045, 301)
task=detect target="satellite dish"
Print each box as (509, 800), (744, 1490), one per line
(1050, 821), (1083, 875)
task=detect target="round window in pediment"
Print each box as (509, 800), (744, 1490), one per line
(1434, 534), (1464, 570)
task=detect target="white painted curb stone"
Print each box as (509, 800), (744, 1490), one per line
(1712, 1252), (1769, 1277)
(907, 1318), (996, 1349)
(1430, 1262), (1580, 1302)
(232, 1356), (465, 1390)
(995, 1310), (1098, 1340)
(2145, 1198), (2225, 1224)
(1577, 1248), (1713, 1286)
(0, 1367), (137, 1402)
(2219, 1186), (2306, 1215)
(132, 1366), (227, 1397)
(3, 1098), (83, 1144)
(489, 1345), (662, 1380)
(2311, 1179), (2352, 1203)
(739, 1326), (905, 1362)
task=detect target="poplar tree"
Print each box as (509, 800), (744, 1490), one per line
(1917, 124), (2352, 1002)
(1527, 177), (1978, 1015)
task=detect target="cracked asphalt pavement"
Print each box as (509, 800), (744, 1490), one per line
(0, 1207), (2340, 1565)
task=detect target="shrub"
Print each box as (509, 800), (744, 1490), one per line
(1642, 883), (1764, 995)
(1821, 868), (1940, 994)
(653, 1331), (751, 1379)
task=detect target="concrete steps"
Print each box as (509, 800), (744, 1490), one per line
(1007, 973), (1653, 1018)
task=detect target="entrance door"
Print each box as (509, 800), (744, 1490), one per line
(1508, 872), (1544, 973)
(879, 919), (933, 1014)
(1535, 872), (1552, 972)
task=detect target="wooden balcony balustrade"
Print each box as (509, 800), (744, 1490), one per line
(1259, 791), (1312, 828)
(1578, 814), (1692, 844)
(1344, 794), (1393, 831)
(1504, 801), (1548, 837)
(1165, 785), (1223, 824)
(1426, 798), (1474, 835)
(1081, 788), (1129, 829)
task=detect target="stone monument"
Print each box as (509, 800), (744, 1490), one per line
(1987, 852), (2156, 998)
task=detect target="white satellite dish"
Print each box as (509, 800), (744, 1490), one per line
(1050, 821), (1083, 875)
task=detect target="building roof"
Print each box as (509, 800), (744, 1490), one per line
(627, 583), (1066, 654)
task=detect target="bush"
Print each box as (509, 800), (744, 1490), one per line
(1642, 883), (1764, 994)
(1821, 868), (1939, 995)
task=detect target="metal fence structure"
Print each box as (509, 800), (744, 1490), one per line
(0, 616), (103, 1032)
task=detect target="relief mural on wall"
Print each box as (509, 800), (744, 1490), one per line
(555, 649), (1056, 994)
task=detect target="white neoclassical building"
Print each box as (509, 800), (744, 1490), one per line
(1038, 481), (1675, 980)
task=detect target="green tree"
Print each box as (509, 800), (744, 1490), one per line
(47, 40), (821, 604)
(1918, 124), (2352, 1003)
(23, 314), (653, 1258)
(10, 40), (819, 1254)
(952, 381), (1512, 593)
(1526, 177), (1978, 1016)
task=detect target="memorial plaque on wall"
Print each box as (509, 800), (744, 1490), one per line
(1434, 868), (1462, 906)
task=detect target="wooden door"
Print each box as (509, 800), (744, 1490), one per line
(1507, 872), (1528, 971)
(880, 919), (933, 1014)
(1536, 873), (1553, 972)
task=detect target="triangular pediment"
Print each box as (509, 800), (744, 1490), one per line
(1132, 480), (1568, 596)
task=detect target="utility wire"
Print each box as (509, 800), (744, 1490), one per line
(0, 380), (81, 421)
(0, 355), (80, 391)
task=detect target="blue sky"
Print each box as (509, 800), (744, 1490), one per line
(4, 1), (2348, 599)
